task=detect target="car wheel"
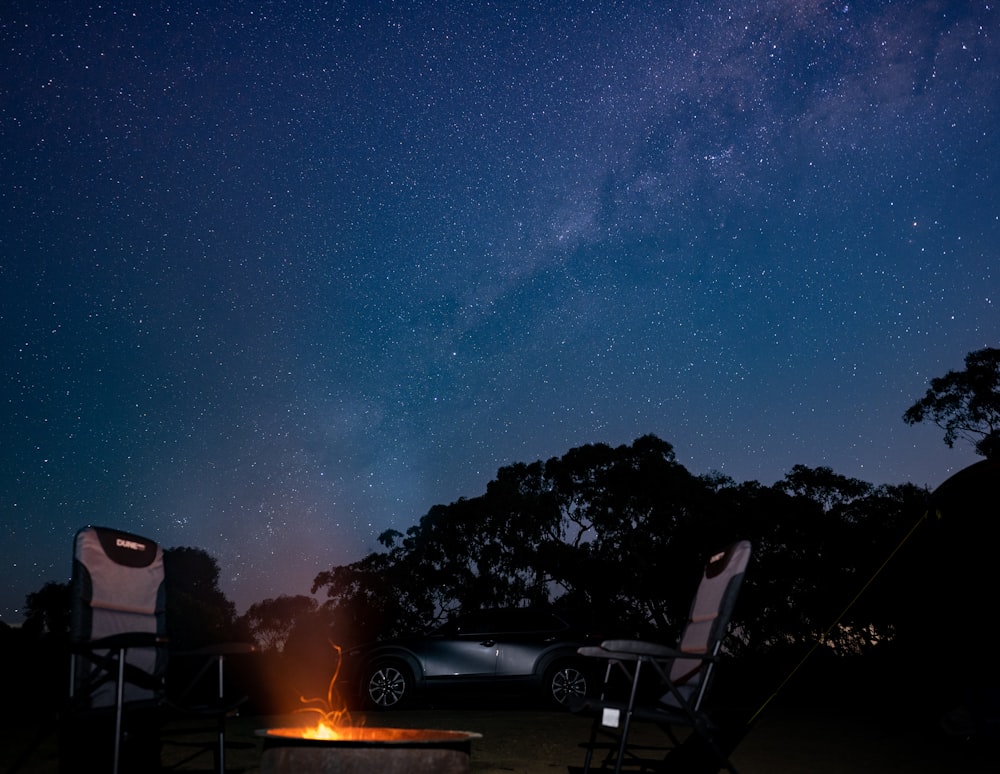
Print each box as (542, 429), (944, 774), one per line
(546, 662), (588, 707)
(364, 661), (411, 709)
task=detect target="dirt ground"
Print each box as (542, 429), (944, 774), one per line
(2, 704), (992, 774)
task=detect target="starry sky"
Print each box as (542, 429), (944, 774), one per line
(2, 1), (996, 623)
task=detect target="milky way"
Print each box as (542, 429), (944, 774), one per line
(2, 1), (995, 621)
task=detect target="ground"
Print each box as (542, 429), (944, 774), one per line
(1, 705), (992, 773)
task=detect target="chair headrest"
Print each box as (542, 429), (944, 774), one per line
(704, 540), (750, 579)
(85, 526), (160, 570)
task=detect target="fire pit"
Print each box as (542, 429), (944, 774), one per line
(256, 726), (483, 774)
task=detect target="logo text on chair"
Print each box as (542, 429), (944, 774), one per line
(116, 538), (146, 551)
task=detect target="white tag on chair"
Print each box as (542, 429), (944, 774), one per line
(601, 708), (620, 728)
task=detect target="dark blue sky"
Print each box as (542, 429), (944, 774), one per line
(2, 1), (995, 622)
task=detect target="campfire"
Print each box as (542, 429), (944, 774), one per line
(286, 641), (357, 739)
(256, 642), (481, 774)
(261, 725), (480, 743)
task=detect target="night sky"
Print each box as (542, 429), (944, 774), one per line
(2, 1), (996, 623)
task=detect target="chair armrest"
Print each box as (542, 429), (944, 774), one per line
(579, 640), (717, 665)
(577, 645), (617, 658)
(599, 640), (681, 658)
(75, 632), (166, 651)
(173, 642), (255, 657)
(598, 640), (716, 662)
(576, 642), (668, 662)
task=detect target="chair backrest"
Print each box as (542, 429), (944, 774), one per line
(70, 526), (167, 706)
(665, 540), (751, 708)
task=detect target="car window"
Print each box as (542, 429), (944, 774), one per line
(453, 611), (491, 636)
(510, 609), (566, 632)
(448, 608), (569, 637)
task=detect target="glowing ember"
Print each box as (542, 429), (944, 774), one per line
(262, 726), (480, 743)
(300, 722), (344, 740)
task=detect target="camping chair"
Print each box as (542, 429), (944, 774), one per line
(66, 525), (251, 774)
(573, 540), (751, 774)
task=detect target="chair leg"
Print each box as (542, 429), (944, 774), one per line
(113, 648), (126, 774)
(215, 654), (226, 774)
(583, 658), (663, 774)
(582, 659), (645, 774)
(215, 717), (226, 774)
(583, 660), (617, 773)
(611, 658), (644, 774)
(582, 716), (599, 772)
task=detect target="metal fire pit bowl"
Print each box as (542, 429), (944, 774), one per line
(256, 727), (483, 774)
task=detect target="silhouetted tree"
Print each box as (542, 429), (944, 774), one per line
(707, 478), (823, 651)
(5, 584), (72, 719)
(15, 582), (73, 717)
(23, 580), (71, 638)
(241, 594), (318, 652)
(837, 481), (930, 648)
(311, 434), (929, 670)
(163, 546), (239, 647)
(777, 464), (871, 511)
(904, 346), (1000, 458)
(534, 435), (719, 637)
(312, 548), (421, 640)
(314, 436), (727, 640)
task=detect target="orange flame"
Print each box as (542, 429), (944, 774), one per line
(294, 641), (361, 738)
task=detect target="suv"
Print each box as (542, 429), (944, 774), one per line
(347, 607), (597, 709)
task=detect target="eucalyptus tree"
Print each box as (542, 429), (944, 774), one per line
(163, 546), (240, 646)
(904, 346), (1000, 458)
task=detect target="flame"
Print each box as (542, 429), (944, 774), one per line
(294, 641), (361, 737)
(263, 642), (481, 744)
(299, 721), (347, 740)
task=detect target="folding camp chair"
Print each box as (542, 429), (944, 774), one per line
(66, 525), (251, 774)
(574, 540), (751, 774)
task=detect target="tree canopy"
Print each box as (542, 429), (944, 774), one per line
(162, 546), (240, 647)
(904, 346), (1000, 458)
(240, 594), (319, 653)
(22, 581), (71, 638)
(311, 435), (927, 657)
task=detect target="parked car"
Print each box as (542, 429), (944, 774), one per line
(345, 607), (600, 709)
